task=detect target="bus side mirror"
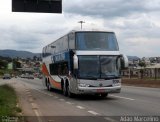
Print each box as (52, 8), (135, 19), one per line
(73, 54), (78, 69)
(120, 54), (128, 69)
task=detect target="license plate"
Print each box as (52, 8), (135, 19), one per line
(97, 89), (105, 93)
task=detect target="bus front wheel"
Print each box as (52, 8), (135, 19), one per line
(66, 84), (74, 98)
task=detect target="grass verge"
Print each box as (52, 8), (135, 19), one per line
(0, 85), (21, 116)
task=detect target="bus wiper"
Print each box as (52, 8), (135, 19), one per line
(86, 75), (98, 80)
(102, 75), (121, 79)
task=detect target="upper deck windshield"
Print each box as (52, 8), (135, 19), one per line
(76, 32), (119, 51)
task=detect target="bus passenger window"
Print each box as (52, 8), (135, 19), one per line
(63, 64), (68, 75)
(58, 65), (62, 75)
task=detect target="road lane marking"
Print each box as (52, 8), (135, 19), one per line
(88, 111), (100, 115)
(34, 109), (40, 116)
(48, 94), (53, 97)
(48, 120), (54, 122)
(59, 99), (65, 101)
(49, 94), (53, 97)
(110, 95), (135, 101)
(25, 89), (30, 92)
(66, 102), (74, 105)
(28, 94), (32, 97)
(104, 117), (118, 122)
(76, 106), (85, 109)
(54, 96), (59, 99)
(31, 103), (38, 109)
(34, 89), (55, 97)
(26, 91), (31, 95)
(31, 103), (44, 122)
(29, 98), (34, 103)
(33, 109), (43, 122)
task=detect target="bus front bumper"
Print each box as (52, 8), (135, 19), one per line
(77, 86), (121, 94)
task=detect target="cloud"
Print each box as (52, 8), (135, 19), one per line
(0, 0), (160, 57)
(64, 0), (156, 19)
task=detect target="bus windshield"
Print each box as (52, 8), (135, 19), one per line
(76, 32), (119, 51)
(78, 56), (120, 79)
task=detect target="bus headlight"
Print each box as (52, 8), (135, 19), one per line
(78, 83), (90, 87)
(113, 80), (121, 86)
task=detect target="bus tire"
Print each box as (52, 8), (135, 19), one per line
(63, 83), (67, 96)
(66, 84), (74, 98)
(100, 93), (108, 98)
(47, 81), (52, 91)
(45, 78), (48, 87)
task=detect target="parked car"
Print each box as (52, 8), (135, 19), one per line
(21, 74), (25, 78)
(28, 75), (34, 79)
(3, 74), (11, 79)
(38, 75), (43, 79)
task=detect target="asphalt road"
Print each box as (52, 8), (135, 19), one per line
(1, 78), (160, 122)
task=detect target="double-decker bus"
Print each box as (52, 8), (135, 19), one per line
(42, 30), (128, 97)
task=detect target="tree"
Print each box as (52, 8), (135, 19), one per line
(33, 55), (38, 61)
(13, 60), (22, 69)
(0, 60), (8, 69)
(138, 61), (146, 79)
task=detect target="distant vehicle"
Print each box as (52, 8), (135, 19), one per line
(21, 74), (25, 78)
(3, 74), (11, 79)
(28, 75), (34, 79)
(38, 75), (43, 79)
(42, 30), (128, 97)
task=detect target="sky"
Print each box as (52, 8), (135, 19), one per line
(0, 0), (160, 58)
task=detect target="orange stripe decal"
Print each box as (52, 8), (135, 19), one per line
(42, 63), (50, 76)
(49, 77), (61, 89)
(42, 63), (62, 90)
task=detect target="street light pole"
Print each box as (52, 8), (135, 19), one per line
(78, 21), (85, 30)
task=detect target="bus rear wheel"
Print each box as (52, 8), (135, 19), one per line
(47, 81), (52, 91)
(63, 84), (67, 96)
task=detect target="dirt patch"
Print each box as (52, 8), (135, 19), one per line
(122, 78), (160, 88)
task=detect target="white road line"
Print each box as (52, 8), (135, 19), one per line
(28, 94), (32, 97)
(34, 89), (54, 97)
(59, 99), (65, 101)
(33, 110), (43, 122)
(26, 89), (29, 92)
(66, 102), (74, 105)
(104, 117), (118, 122)
(76, 106), (85, 109)
(34, 109), (40, 116)
(28, 95), (43, 122)
(34, 89), (45, 94)
(31, 103), (38, 109)
(110, 95), (135, 101)
(88, 111), (100, 115)
(48, 94), (53, 97)
(54, 96), (59, 99)
(29, 98), (34, 103)
(48, 120), (54, 122)
(26, 91), (31, 93)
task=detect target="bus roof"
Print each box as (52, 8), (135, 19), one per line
(70, 30), (114, 33)
(42, 30), (115, 49)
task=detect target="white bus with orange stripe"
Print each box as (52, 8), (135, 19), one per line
(42, 30), (128, 97)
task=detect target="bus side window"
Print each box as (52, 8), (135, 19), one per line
(63, 63), (68, 75)
(58, 64), (62, 75)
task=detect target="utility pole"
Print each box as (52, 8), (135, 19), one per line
(78, 21), (85, 30)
